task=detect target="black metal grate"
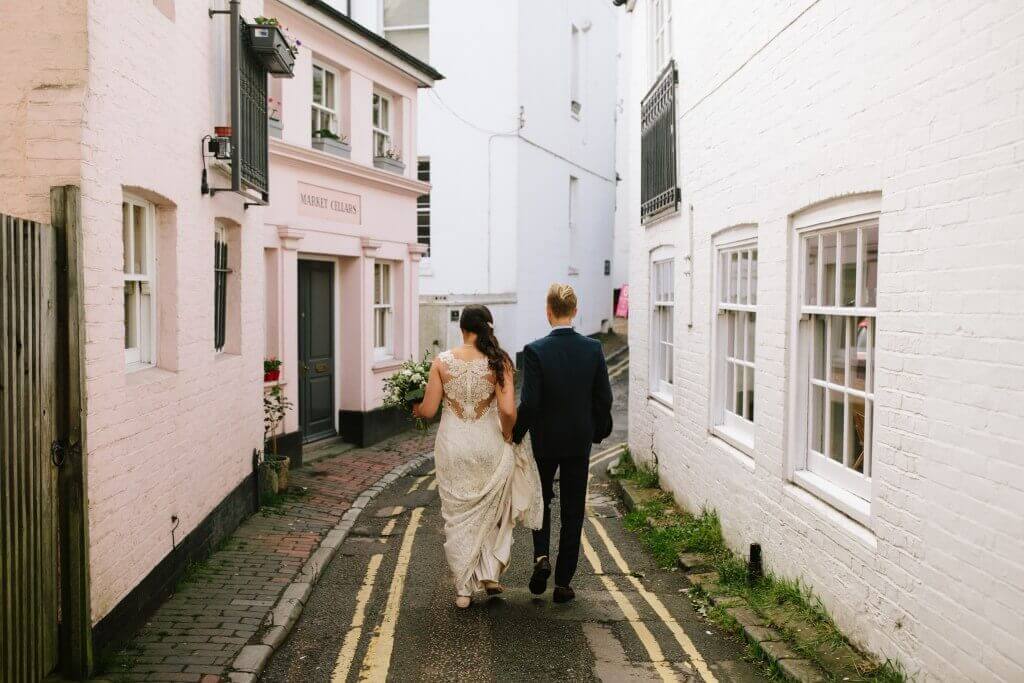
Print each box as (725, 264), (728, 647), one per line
(417, 159), (430, 255)
(239, 20), (269, 196)
(641, 62), (679, 221)
(214, 235), (229, 352)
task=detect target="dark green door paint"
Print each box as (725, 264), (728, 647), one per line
(298, 260), (335, 442)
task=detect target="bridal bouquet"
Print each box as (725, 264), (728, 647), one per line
(382, 355), (432, 428)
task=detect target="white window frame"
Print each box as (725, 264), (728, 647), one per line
(372, 93), (392, 158)
(312, 63), (339, 138)
(787, 194), (881, 527)
(649, 247), (674, 404)
(648, 0), (672, 83)
(373, 262), (394, 360)
(710, 228), (758, 452)
(123, 195), (157, 369)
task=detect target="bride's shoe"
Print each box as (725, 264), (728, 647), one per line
(482, 580), (504, 596)
(455, 595), (472, 609)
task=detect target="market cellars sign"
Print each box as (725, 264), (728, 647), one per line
(297, 182), (361, 224)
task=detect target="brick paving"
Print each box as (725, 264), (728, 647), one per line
(98, 431), (435, 682)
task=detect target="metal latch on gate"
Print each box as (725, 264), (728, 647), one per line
(51, 439), (81, 467)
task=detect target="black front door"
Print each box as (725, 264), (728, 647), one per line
(298, 260), (335, 442)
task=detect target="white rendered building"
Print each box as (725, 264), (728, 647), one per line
(380, 0), (620, 358)
(620, 0), (1024, 679)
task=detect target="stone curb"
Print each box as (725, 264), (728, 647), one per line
(605, 343), (629, 365)
(608, 477), (830, 683)
(225, 452), (434, 682)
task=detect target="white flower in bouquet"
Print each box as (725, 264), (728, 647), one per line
(382, 353), (433, 429)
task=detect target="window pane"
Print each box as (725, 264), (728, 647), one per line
(858, 400), (872, 475)
(122, 202), (132, 274)
(738, 251), (749, 305)
(745, 312), (756, 363)
(140, 284), (152, 361)
(812, 316), (827, 380)
(861, 225), (878, 307)
(372, 95), (381, 126)
(381, 265), (391, 302)
(133, 205), (147, 275)
(374, 265), (382, 303)
(848, 397), (866, 471)
(725, 360), (735, 414)
(822, 232), (837, 306)
(726, 312), (736, 361)
(744, 366), (755, 421)
(810, 384), (825, 454)
(840, 229), (857, 306)
(728, 252), (738, 303)
(124, 282), (138, 349)
(829, 316), (845, 386)
(805, 237), (818, 305)
(853, 317), (869, 391)
(733, 312), (743, 360)
(313, 66), (323, 106)
(324, 70), (335, 109)
(380, 98), (390, 131)
(749, 249), (758, 305)
(866, 318), (875, 394)
(827, 389), (844, 462)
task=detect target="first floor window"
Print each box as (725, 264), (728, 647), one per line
(312, 63), (339, 137)
(373, 262), (393, 359)
(800, 220), (878, 500)
(214, 223), (231, 353)
(417, 158), (430, 255)
(713, 239), (758, 446)
(372, 93), (392, 158)
(123, 196), (155, 367)
(650, 253), (674, 401)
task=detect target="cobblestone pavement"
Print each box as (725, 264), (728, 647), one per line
(99, 432), (435, 682)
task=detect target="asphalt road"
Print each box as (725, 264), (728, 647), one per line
(262, 359), (765, 682)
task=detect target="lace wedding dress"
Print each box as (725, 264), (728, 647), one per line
(433, 351), (543, 597)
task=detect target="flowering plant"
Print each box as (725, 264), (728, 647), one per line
(382, 354), (432, 429)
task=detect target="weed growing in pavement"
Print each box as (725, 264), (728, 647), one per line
(260, 485), (310, 515)
(613, 448), (660, 488)
(618, 467), (907, 682)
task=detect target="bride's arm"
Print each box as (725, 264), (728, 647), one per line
(412, 358), (444, 419)
(496, 363), (517, 441)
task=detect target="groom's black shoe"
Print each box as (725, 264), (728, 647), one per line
(529, 556), (551, 595)
(552, 585), (575, 604)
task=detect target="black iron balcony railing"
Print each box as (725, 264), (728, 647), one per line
(641, 61), (679, 222)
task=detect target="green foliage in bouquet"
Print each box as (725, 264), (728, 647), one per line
(382, 354), (433, 430)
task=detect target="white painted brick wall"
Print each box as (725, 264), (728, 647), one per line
(624, 1), (1024, 679)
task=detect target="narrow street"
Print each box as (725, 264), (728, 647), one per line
(262, 361), (765, 682)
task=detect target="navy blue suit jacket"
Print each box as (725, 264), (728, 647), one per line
(512, 328), (613, 459)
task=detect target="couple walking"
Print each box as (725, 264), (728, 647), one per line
(413, 284), (614, 608)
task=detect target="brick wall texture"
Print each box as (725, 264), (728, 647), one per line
(625, 1), (1024, 680)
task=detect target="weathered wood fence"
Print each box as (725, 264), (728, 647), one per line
(0, 186), (90, 682)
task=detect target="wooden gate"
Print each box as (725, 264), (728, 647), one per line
(0, 186), (91, 681)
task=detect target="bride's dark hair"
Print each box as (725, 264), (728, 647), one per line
(460, 305), (513, 388)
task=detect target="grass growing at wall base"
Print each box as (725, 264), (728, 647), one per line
(614, 452), (906, 682)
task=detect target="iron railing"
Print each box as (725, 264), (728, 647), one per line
(641, 61), (679, 221)
(239, 18), (269, 198)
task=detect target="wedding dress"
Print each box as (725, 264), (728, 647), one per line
(433, 351), (543, 596)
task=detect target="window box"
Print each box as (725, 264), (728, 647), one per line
(247, 23), (296, 78)
(268, 117), (282, 139)
(373, 156), (405, 174)
(313, 135), (351, 159)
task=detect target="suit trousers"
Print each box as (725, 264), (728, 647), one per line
(532, 455), (590, 587)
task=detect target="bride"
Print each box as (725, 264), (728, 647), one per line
(412, 305), (543, 608)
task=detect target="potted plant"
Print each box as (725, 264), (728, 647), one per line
(373, 146), (405, 173)
(264, 357), (283, 382)
(258, 451), (279, 498)
(312, 128), (351, 158)
(249, 17), (299, 78)
(264, 384), (294, 490)
(268, 97), (283, 138)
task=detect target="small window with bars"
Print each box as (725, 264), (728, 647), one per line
(641, 62), (679, 222)
(214, 223), (231, 353)
(417, 158), (430, 255)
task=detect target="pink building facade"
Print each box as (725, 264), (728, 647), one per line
(262, 0), (438, 456)
(0, 0), (437, 671)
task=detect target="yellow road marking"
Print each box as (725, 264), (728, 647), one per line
(331, 553), (384, 682)
(379, 518), (397, 543)
(581, 533), (678, 682)
(426, 478), (437, 491)
(589, 517), (717, 683)
(590, 443), (628, 469)
(359, 507), (424, 682)
(406, 476), (428, 493)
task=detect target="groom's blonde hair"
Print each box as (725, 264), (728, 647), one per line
(547, 283), (578, 318)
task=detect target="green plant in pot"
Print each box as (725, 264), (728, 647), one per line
(264, 384), (294, 490)
(264, 357), (283, 382)
(258, 452), (279, 499)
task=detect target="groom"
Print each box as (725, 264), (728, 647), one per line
(512, 283), (613, 603)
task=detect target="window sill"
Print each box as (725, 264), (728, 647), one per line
(372, 358), (403, 372)
(790, 469), (873, 536)
(125, 364), (175, 386)
(710, 424), (754, 458)
(642, 207), (681, 229)
(264, 380), (287, 390)
(709, 431), (755, 473)
(647, 392), (673, 414)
